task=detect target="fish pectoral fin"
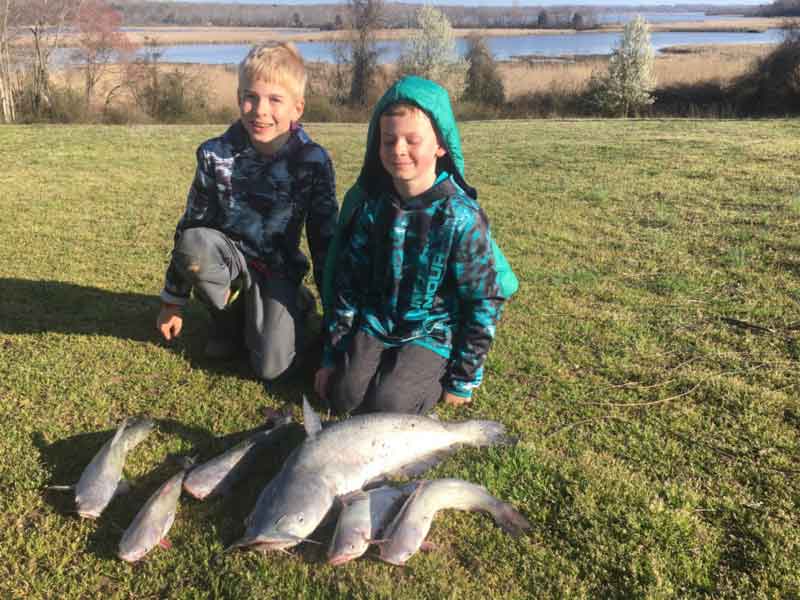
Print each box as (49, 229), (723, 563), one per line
(158, 538), (173, 550)
(388, 450), (453, 479)
(365, 538), (390, 546)
(420, 540), (437, 552)
(338, 489), (368, 506)
(114, 479), (132, 497)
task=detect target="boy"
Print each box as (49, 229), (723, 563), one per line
(315, 76), (517, 414)
(156, 43), (338, 382)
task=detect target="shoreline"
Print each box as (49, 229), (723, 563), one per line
(37, 17), (784, 47)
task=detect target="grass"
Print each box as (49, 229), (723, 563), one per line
(1, 118), (800, 598)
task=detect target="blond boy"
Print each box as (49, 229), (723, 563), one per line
(157, 43), (338, 382)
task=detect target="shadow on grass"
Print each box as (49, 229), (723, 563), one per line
(33, 416), (316, 561)
(0, 277), (323, 395)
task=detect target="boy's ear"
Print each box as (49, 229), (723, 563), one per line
(294, 97), (305, 121)
(435, 144), (447, 158)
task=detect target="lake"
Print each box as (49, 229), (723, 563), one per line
(134, 29), (783, 65)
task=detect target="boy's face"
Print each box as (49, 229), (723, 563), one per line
(379, 109), (446, 199)
(238, 78), (304, 156)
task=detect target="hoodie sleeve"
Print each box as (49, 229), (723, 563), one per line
(160, 145), (220, 305)
(444, 208), (505, 398)
(321, 201), (374, 368)
(304, 147), (338, 296)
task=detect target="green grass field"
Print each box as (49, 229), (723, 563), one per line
(1, 119), (800, 599)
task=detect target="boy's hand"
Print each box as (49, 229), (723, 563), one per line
(442, 391), (471, 407)
(314, 367), (334, 402)
(157, 304), (184, 341)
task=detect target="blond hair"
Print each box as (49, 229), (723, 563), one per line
(238, 42), (307, 99)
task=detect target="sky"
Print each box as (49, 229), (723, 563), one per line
(162, 1), (766, 6)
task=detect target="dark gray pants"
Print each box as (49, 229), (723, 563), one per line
(172, 227), (306, 382)
(328, 330), (447, 415)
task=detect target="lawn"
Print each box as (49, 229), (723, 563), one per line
(1, 118), (799, 599)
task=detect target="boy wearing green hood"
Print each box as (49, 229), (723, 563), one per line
(315, 76), (516, 414)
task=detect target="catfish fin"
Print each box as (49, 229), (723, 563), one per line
(302, 395), (323, 438)
(114, 479), (132, 497)
(46, 484), (75, 492)
(159, 538), (173, 550)
(420, 540), (437, 552)
(385, 450), (453, 479)
(338, 489), (368, 506)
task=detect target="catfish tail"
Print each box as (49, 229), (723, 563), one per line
(447, 420), (515, 448)
(490, 501), (531, 537)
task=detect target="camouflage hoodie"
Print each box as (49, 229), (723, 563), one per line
(322, 76), (517, 399)
(161, 121), (338, 305)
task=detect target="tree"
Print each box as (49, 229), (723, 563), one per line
(18, 0), (80, 117)
(588, 15), (655, 117)
(396, 5), (466, 98)
(463, 35), (504, 106)
(346, 0), (383, 106)
(537, 9), (550, 28)
(0, 0), (21, 122)
(72, 0), (137, 108)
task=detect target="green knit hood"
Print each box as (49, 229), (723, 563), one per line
(357, 75), (475, 199)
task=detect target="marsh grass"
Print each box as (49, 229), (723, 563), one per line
(49, 44), (771, 123)
(2, 119), (800, 598)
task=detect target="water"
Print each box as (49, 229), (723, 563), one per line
(595, 12), (748, 24)
(120, 29), (783, 65)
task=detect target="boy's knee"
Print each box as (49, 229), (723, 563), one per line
(174, 227), (216, 259)
(370, 388), (421, 414)
(249, 347), (294, 382)
(328, 372), (367, 415)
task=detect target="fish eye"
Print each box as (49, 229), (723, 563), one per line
(297, 514), (304, 523)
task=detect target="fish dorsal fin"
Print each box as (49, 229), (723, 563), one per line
(109, 417), (131, 447)
(302, 395), (323, 438)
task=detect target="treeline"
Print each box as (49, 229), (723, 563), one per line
(757, 0), (800, 17)
(111, 1), (604, 30)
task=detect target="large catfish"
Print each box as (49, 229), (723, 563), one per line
(229, 397), (513, 553)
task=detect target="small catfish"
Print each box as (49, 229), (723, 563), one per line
(379, 478), (531, 566)
(183, 413), (293, 500)
(118, 457), (195, 563)
(48, 417), (155, 519)
(328, 483), (417, 566)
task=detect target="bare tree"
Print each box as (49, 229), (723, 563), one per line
(0, 0), (20, 122)
(346, 0), (383, 106)
(72, 0), (136, 109)
(18, 0), (81, 117)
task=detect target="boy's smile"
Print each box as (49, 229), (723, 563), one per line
(379, 109), (446, 199)
(239, 79), (304, 156)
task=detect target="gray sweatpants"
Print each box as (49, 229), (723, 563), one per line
(171, 227), (307, 382)
(328, 330), (447, 415)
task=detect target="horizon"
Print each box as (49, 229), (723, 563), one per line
(160, 1), (766, 7)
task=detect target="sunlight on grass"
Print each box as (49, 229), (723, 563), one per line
(1, 119), (800, 598)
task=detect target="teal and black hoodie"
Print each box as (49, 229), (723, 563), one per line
(322, 76), (517, 399)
